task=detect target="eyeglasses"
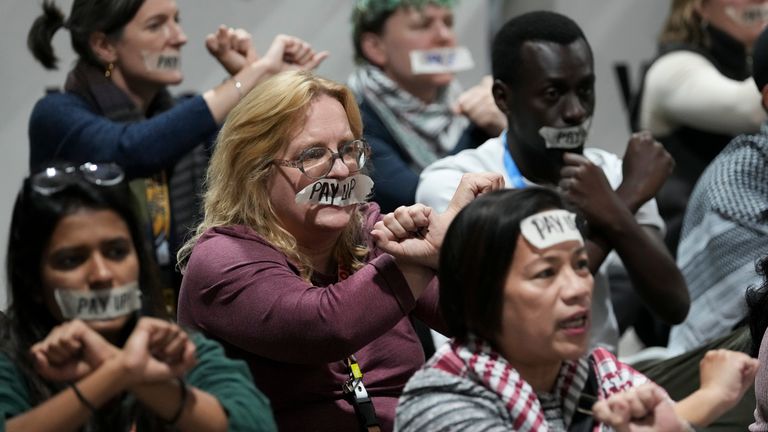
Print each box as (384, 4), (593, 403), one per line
(31, 163), (125, 195)
(273, 139), (371, 180)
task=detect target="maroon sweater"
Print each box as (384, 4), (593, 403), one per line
(178, 203), (444, 431)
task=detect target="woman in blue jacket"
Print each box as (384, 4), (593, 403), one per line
(26, 0), (326, 298)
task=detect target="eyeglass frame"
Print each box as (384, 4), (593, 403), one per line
(272, 139), (372, 180)
(30, 162), (126, 196)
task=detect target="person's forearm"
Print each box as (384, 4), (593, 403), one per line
(674, 388), (730, 428)
(595, 207), (689, 324)
(180, 249), (427, 364)
(615, 183), (648, 215)
(396, 259), (437, 300)
(584, 236), (611, 274)
(411, 279), (449, 334)
(132, 381), (228, 432)
(202, 60), (272, 124)
(598, 183), (690, 323)
(6, 358), (130, 432)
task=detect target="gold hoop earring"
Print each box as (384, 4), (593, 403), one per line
(104, 62), (114, 79)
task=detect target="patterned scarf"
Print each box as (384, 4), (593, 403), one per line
(430, 336), (647, 431)
(680, 124), (768, 302)
(348, 62), (469, 170)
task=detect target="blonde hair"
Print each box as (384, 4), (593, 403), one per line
(658, 0), (708, 48)
(178, 70), (368, 279)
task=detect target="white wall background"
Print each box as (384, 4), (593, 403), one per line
(0, 0), (668, 309)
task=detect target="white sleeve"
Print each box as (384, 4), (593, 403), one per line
(635, 198), (665, 233)
(643, 51), (765, 135)
(416, 160), (466, 213)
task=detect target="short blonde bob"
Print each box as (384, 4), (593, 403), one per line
(178, 70), (368, 279)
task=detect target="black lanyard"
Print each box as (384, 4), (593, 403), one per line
(342, 355), (381, 432)
(569, 362), (597, 432)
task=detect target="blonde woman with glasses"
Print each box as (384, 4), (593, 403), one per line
(176, 70), (503, 432)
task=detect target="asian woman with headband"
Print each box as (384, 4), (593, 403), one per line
(395, 187), (758, 431)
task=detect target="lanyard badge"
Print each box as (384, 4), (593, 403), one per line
(342, 355), (380, 431)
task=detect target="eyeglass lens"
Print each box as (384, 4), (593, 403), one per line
(301, 141), (368, 179)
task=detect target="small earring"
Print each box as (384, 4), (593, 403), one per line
(104, 62), (114, 79)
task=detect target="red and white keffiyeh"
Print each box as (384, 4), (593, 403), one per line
(429, 335), (648, 431)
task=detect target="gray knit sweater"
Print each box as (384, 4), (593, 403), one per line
(395, 368), (515, 431)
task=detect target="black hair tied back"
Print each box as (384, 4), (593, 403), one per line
(28, 0), (66, 70)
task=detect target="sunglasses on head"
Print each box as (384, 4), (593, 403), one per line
(30, 163), (125, 196)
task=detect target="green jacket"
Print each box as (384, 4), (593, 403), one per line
(0, 333), (277, 432)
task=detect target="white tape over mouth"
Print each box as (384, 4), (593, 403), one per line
(142, 50), (182, 71)
(409, 47), (475, 74)
(538, 118), (592, 150)
(295, 174), (374, 206)
(520, 209), (583, 250)
(726, 4), (768, 26)
(54, 281), (142, 320)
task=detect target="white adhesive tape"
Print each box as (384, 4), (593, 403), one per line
(142, 50), (181, 71)
(410, 46), (475, 74)
(726, 4), (768, 26)
(54, 281), (142, 320)
(520, 209), (583, 250)
(294, 174), (374, 206)
(538, 118), (592, 150)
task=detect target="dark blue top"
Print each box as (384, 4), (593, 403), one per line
(28, 91), (217, 178)
(359, 99), (489, 213)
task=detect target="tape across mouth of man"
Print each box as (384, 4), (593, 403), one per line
(409, 47), (475, 74)
(539, 118), (592, 150)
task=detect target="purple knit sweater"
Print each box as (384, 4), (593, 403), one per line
(178, 203), (444, 431)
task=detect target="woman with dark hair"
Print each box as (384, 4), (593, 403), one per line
(394, 187), (758, 431)
(26, 0), (326, 297)
(0, 163), (276, 431)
